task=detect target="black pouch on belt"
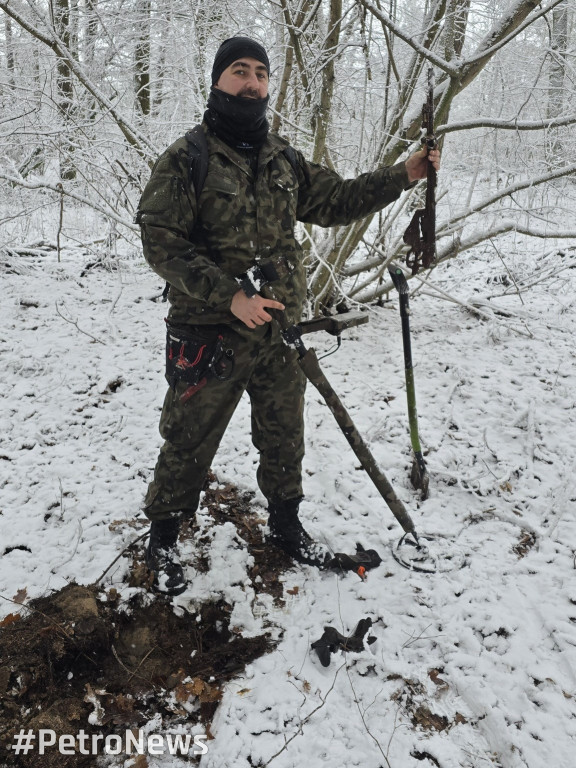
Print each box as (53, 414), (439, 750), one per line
(165, 322), (234, 401)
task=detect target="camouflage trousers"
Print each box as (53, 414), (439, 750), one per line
(143, 324), (306, 521)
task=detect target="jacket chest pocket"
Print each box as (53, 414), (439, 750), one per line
(202, 176), (239, 196)
(198, 175), (243, 230)
(269, 171), (298, 222)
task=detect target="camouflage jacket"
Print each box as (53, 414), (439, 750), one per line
(137, 124), (411, 330)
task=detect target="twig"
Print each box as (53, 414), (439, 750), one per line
(127, 646), (159, 683)
(55, 301), (106, 344)
(401, 622), (436, 648)
(489, 238), (524, 305)
(111, 644), (158, 688)
(94, 530), (149, 584)
(0, 593), (74, 640)
(345, 662), (393, 768)
(261, 662), (345, 766)
(411, 275), (536, 339)
(56, 519), (84, 569)
(56, 183), (64, 263)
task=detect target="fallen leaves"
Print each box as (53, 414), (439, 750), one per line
(0, 613), (21, 627)
(175, 677), (222, 705)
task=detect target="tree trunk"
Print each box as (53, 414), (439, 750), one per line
(51, 0), (75, 179)
(547, 0), (568, 161)
(312, 0), (342, 164)
(135, 0), (151, 118)
(4, 13), (15, 87)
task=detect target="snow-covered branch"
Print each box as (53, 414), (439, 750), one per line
(0, 172), (137, 231)
(459, 0), (566, 70)
(355, 0), (459, 76)
(445, 164), (576, 230)
(438, 114), (576, 134)
(344, 218), (576, 299)
(0, 0), (158, 160)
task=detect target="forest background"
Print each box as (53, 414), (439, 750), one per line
(0, 0), (575, 302)
(1, 3), (576, 767)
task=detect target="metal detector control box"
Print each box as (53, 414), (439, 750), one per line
(297, 311), (369, 337)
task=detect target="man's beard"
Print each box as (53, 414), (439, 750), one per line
(237, 86), (261, 100)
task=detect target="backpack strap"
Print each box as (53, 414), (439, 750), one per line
(184, 124), (210, 200)
(282, 145), (310, 187)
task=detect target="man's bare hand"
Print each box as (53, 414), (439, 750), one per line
(405, 146), (441, 183)
(231, 289), (285, 329)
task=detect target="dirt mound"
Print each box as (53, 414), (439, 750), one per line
(0, 477), (292, 767)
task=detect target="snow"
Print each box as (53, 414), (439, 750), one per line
(1, 240), (575, 768)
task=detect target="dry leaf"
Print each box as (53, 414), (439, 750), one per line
(237, 688), (251, 696)
(175, 683), (195, 703)
(286, 586), (299, 596)
(191, 678), (206, 697)
(166, 667), (187, 690)
(0, 613), (21, 627)
(429, 668), (448, 689)
(175, 677), (221, 704)
(12, 588), (28, 604)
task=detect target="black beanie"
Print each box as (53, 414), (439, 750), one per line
(211, 37), (270, 86)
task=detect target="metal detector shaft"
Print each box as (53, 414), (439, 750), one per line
(298, 348), (417, 535)
(257, 279), (417, 536)
(388, 267), (429, 497)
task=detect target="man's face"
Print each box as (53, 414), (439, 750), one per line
(215, 57), (269, 99)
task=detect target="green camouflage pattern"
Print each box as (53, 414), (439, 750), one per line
(137, 124), (410, 330)
(138, 124), (410, 519)
(144, 325), (306, 520)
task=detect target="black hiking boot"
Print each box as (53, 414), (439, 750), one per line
(267, 498), (330, 568)
(145, 518), (186, 596)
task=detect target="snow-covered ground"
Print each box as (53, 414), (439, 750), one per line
(1, 238), (575, 768)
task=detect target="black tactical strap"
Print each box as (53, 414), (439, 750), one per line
(185, 125), (210, 200)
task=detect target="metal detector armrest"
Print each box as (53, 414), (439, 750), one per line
(297, 311), (369, 337)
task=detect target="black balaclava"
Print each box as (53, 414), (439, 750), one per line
(205, 37), (270, 150)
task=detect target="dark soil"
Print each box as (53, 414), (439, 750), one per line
(0, 475), (293, 767)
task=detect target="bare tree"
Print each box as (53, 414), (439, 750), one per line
(134, 0), (151, 118)
(546, 0), (569, 161)
(0, 0), (574, 296)
(3, 10), (15, 86)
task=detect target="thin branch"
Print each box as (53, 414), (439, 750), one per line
(356, 0), (459, 75)
(0, 172), (136, 231)
(55, 301), (106, 344)
(446, 163), (576, 229)
(352, 221), (576, 303)
(459, 0), (567, 69)
(438, 113), (576, 134)
(0, 593), (74, 639)
(95, 531), (149, 584)
(345, 662), (393, 768)
(261, 663), (345, 766)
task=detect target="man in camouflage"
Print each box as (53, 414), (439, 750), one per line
(137, 36), (440, 595)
